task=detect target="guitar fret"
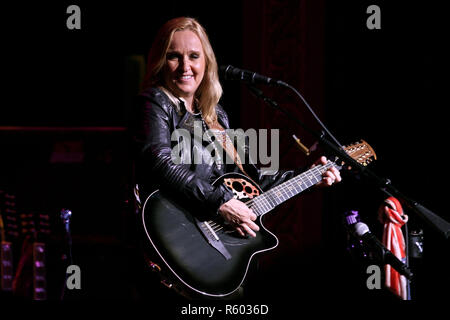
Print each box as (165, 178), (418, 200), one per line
(276, 163), (333, 202)
(252, 199), (266, 216)
(250, 202), (260, 215)
(284, 180), (296, 197)
(248, 162), (337, 217)
(262, 190), (277, 208)
(279, 186), (288, 202)
(258, 201), (269, 216)
(267, 188), (282, 207)
(261, 196), (272, 212)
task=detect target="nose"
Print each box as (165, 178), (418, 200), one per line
(179, 55), (191, 73)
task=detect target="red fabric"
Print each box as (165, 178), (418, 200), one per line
(378, 197), (408, 299)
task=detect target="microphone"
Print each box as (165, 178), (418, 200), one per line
(60, 208), (73, 263)
(343, 210), (369, 258)
(61, 209), (72, 235)
(219, 65), (288, 87)
(60, 209), (73, 300)
(353, 222), (413, 280)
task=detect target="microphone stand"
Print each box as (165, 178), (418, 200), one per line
(246, 84), (450, 240)
(60, 208), (73, 300)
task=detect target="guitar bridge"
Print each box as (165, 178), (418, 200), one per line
(195, 219), (232, 260)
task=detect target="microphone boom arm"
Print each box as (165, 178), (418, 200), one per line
(245, 84), (450, 240)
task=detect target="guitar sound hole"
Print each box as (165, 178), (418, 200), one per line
(232, 181), (243, 192)
(244, 186), (253, 194)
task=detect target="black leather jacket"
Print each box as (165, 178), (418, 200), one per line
(133, 87), (301, 216)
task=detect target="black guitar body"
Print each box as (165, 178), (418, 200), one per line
(141, 172), (278, 298)
(140, 140), (377, 298)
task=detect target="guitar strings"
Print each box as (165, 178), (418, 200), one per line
(243, 163), (332, 209)
(207, 154), (373, 235)
(207, 163), (334, 234)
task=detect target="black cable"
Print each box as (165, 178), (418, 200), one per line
(283, 83), (343, 149)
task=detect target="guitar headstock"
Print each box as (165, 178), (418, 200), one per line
(343, 140), (377, 167)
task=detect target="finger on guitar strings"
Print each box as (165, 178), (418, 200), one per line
(241, 225), (255, 238)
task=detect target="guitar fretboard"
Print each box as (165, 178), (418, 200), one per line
(250, 162), (336, 216)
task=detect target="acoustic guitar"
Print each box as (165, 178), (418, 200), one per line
(141, 140), (376, 298)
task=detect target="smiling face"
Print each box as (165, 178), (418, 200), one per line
(163, 30), (206, 107)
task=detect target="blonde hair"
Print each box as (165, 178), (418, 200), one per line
(142, 17), (223, 127)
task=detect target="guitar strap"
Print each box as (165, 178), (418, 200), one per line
(176, 102), (249, 177)
(205, 120), (249, 177)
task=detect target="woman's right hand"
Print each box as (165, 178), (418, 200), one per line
(218, 198), (260, 237)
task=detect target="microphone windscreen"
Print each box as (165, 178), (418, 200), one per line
(354, 222), (370, 237)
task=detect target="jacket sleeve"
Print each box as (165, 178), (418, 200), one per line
(134, 95), (234, 215)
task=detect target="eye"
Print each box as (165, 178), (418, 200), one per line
(166, 52), (180, 61)
(190, 52), (200, 59)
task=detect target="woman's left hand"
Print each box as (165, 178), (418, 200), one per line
(311, 156), (342, 187)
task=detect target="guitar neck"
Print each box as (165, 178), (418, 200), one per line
(251, 162), (337, 216)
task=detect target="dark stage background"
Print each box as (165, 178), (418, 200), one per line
(1, 0), (449, 306)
